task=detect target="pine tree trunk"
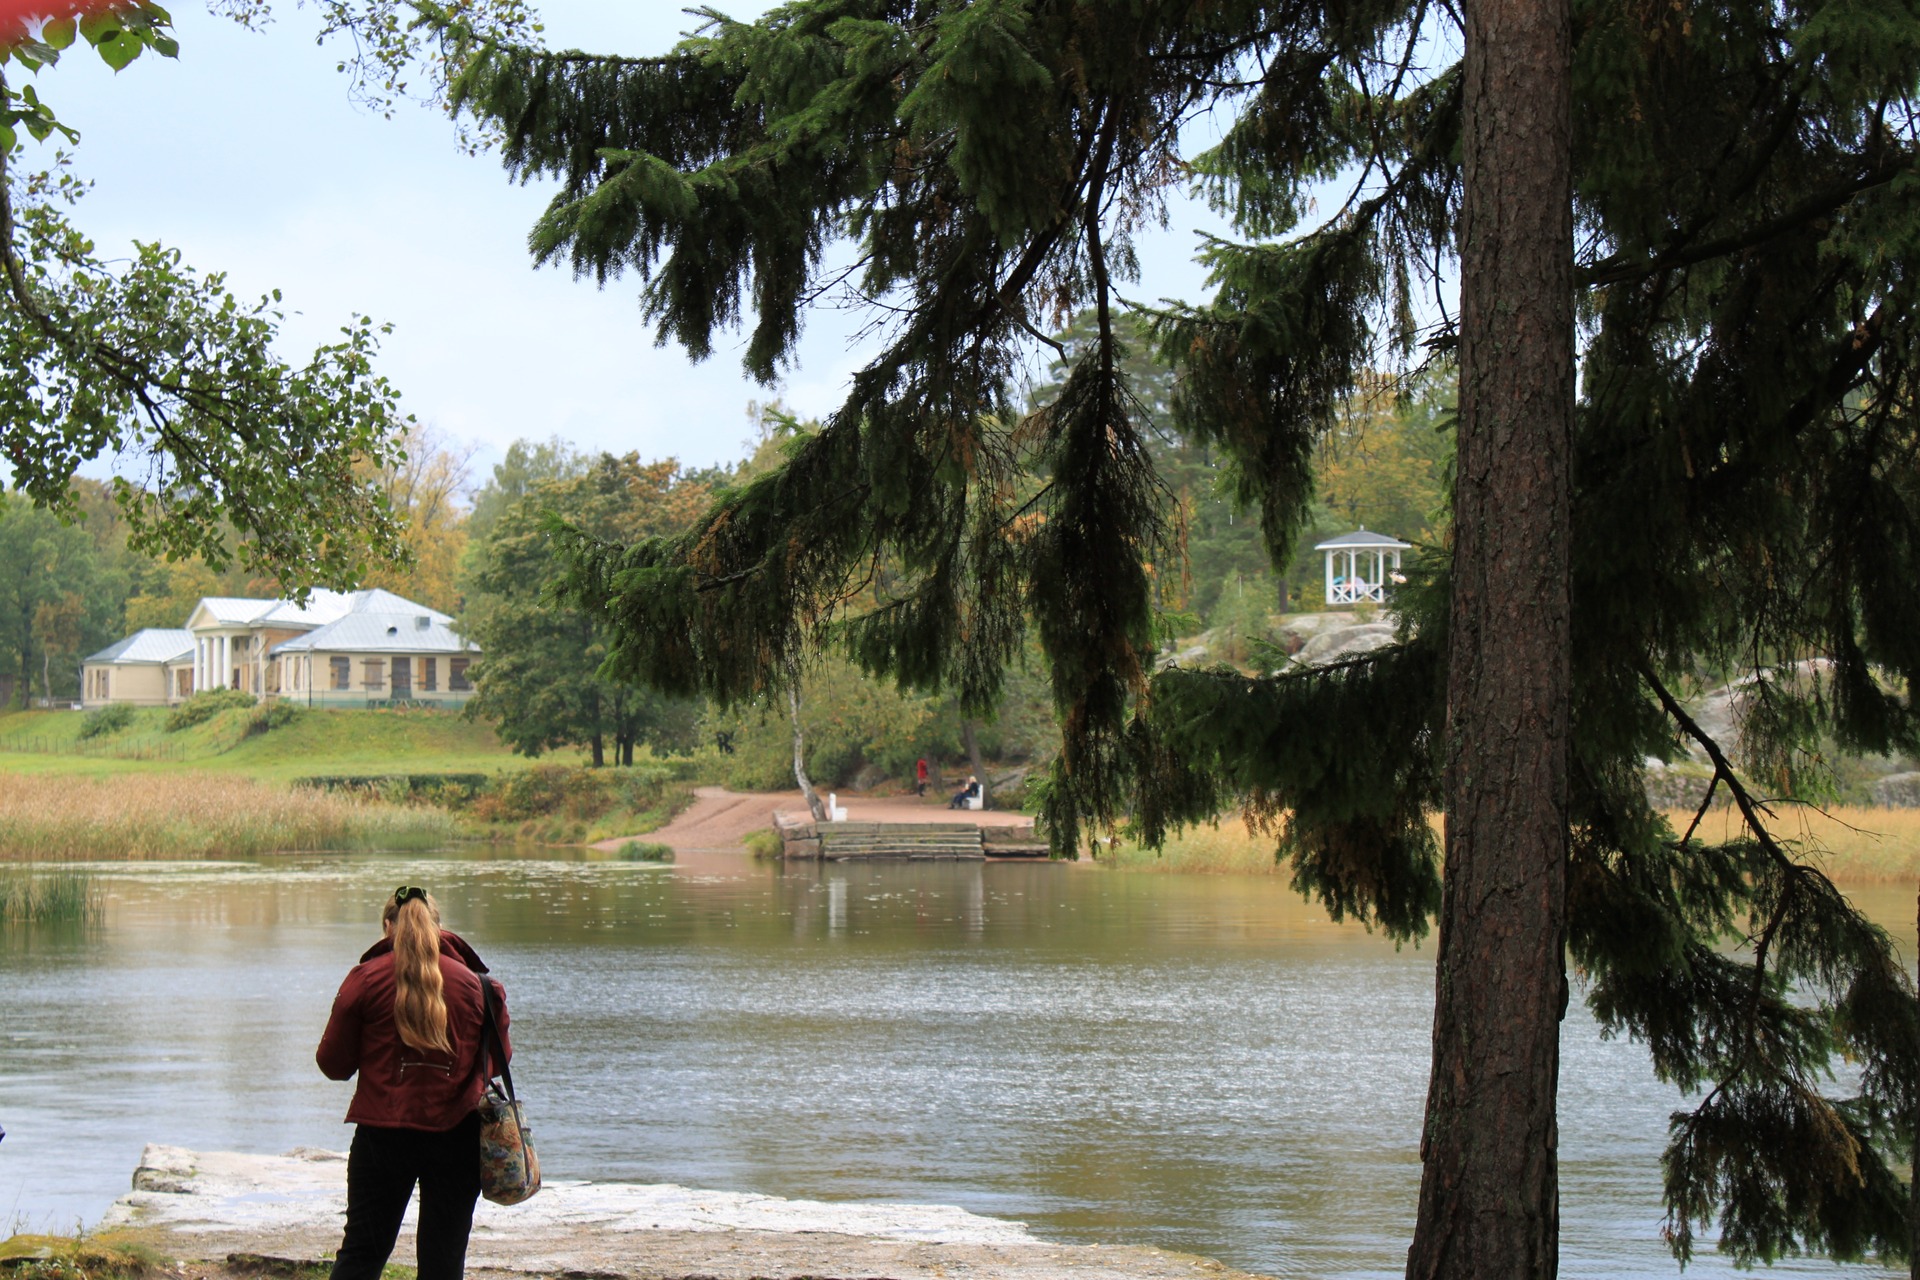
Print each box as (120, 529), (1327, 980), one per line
(41, 649), (51, 705)
(962, 719), (990, 809)
(588, 687), (605, 767)
(789, 682), (826, 822)
(1405, 0), (1573, 1276)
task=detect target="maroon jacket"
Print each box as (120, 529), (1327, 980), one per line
(316, 929), (510, 1131)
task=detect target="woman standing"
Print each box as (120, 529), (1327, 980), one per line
(317, 887), (510, 1280)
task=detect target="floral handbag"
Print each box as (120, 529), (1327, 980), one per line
(476, 974), (540, 1205)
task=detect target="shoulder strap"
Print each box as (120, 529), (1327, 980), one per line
(477, 973), (516, 1101)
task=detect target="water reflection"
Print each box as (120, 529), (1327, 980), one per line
(0, 852), (1909, 1280)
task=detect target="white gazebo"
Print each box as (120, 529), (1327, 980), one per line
(1315, 529), (1412, 606)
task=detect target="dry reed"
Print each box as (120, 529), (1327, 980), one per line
(1102, 806), (1920, 884)
(1663, 805), (1920, 884)
(0, 773), (463, 859)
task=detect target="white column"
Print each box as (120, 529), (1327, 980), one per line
(1324, 552), (1335, 605)
(219, 635), (229, 689)
(192, 640), (201, 693)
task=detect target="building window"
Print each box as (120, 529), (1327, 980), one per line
(421, 657), (437, 692)
(330, 657), (351, 690)
(363, 659), (386, 691)
(392, 657), (413, 696)
(449, 658), (471, 691)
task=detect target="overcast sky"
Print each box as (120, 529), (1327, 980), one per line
(42, 2), (1232, 489)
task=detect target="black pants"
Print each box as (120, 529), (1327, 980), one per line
(330, 1112), (482, 1280)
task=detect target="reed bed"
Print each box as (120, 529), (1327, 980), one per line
(1100, 820), (1287, 874)
(1664, 805), (1920, 884)
(0, 866), (101, 921)
(0, 774), (463, 860)
(1101, 806), (1920, 883)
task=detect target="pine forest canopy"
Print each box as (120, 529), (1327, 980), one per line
(339, 0), (1920, 1273)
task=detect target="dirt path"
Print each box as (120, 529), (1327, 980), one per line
(595, 785), (1036, 855)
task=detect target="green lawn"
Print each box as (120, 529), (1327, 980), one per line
(0, 704), (533, 781)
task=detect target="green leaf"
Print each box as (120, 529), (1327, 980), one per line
(78, 12), (121, 45)
(152, 35), (178, 58)
(0, 123), (18, 154)
(42, 17), (76, 50)
(98, 34), (141, 72)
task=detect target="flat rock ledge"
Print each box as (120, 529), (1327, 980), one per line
(103, 1146), (1267, 1280)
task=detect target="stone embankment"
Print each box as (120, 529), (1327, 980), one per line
(104, 1146), (1267, 1280)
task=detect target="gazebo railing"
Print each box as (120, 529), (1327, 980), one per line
(1329, 580), (1389, 604)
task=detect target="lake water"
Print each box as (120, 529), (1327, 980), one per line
(0, 849), (1911, 1279)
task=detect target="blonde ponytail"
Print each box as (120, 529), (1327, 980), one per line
(384, 889), (452, 1055)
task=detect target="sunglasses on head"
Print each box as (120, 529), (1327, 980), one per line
(393, 885), (428, 908)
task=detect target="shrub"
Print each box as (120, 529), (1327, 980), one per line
(614, 841), (674, 862)
(244, 703), (303, 737)
(78, 703), (136, 740)
(164, 689), (255, 732)
(743, 828), (785, 860)
(465, 764), (682, 824)
(294, 774), (491, 804)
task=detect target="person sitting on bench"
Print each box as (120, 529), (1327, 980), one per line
(948, 776), (981, 809)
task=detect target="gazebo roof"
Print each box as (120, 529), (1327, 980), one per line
(1315, 528), (1412, 551)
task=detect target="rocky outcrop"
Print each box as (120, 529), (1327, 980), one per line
(107, 1145), (1041, 1245)
(102, 1146), (1262, 1280)
(1869, 772), (1920, 809)
(1290, 622), (1397, 669)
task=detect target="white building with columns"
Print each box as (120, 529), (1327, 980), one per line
(184, 591), (362, 697)
(81, 589), (480, 709)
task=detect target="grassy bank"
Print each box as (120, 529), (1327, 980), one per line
(0, 706), (699, 855)
(0, 704), (518, 781)
(1100, 806), (1920, 884)
(0, 775), (462, 859)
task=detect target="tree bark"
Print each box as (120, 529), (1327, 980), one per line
(962, 719), (990, 809)
(1405, 0), (1574, 1276)
(789, 680), (827, 822)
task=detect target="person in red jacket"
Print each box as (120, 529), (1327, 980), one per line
(317, 887), (510, 1280)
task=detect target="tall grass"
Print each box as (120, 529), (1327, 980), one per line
(0, 867), (100, 922)
(0, 774), (463, 859)
(1099, 821), (1286, 874)
(1100, 806), (1920, 884)
(1665, 805), (1920, 884)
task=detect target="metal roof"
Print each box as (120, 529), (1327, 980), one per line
(271, 612), (477, 656)
(84, 629), (194, 666)
(1314, 529), (1413, 551)
(190, 588), (449, 630)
